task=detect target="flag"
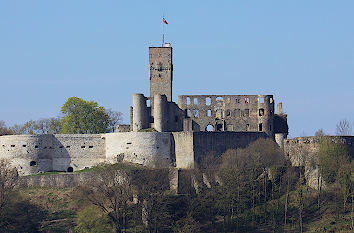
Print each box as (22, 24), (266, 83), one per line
(163, 18), (168, 24)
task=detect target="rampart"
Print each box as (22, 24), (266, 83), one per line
(283, 136), (354, 189)
(0, 134), (105, 175)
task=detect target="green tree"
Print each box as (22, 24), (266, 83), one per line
(318, 137), (350, 184)
(337, 162), (353, 209)
(60, 97), (111, 134)
(75, 206), (114, 233)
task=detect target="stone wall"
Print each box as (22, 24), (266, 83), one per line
(173, 132), (194, 169)
(177, 95), (274, 136)
(104, 132), (174, 168)
(283, 136), (354, 189)
(0, 134), (105, 175)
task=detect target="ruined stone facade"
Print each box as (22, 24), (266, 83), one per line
(132, 43), (288, 141)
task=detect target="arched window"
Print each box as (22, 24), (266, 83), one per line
(206, 124), (213, 132)
(67, 167), (73, 172)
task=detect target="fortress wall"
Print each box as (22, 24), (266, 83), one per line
(104, 132), (173, 168)
(49, 134), (106, 172)
(284, 136), (354, 189)
(0, 134), (106, 175)
(193, 132), (268, 165)
(0, 135), (44, 175)
(172, 132), (194, 169)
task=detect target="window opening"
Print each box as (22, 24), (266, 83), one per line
(67, 167), (73, 172)
(216, 96), (224, 101)
(259, 123), (263, 131)
(186, 109), (191, 117)
(30, 161), (36, 166)
(193, 109), (199, 118)
(259, 97), (264, 103)
(245, 97), (249, 103)
(259, 108), (264, 116)
(205, 97), (211, 106)
(194, 98), (198, 105)
(207, 109), (211, 117)
(206, 124), (213, 132)
(186, 97), (190, 105)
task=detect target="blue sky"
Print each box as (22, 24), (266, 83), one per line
(0, 0), (353, 137)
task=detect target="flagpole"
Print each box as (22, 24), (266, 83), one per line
(162, 14), (164, 46)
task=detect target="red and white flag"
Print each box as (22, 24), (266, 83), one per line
(163, 18), (168, 24)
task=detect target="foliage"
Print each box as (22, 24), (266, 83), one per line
(0, 121), (13, 135)
(78, 169), (132, 233)
(61, 97), (111, 134)
(60, 97), (122, 134)
(9, 118), (62, 135)
(318, 137), (350, 184)
(75, 206), (114, 233)
(337, 162), (353, 208)
(0, 159), (18, 215)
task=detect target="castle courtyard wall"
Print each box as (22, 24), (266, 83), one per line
(0, 134), (106, 175)
(104, 132), (173, 168)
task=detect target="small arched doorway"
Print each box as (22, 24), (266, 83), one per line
(30, 161), (37, 166)
(67, 167), (73, 172)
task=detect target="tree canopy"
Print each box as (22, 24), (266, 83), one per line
(60, 97), (118, 134)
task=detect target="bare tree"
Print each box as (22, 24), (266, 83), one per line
(106, 109), (123, 132)
(0, 159), (18, 221)
(78, 168), (132, 233)
(315, 129), (326, 137)
(336, 119), (352, 136)
(0, 121), (13, 135)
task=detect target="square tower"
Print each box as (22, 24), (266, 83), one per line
(149, 44), (173, 102)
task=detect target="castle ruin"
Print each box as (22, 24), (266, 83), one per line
(1, 43), (291, 176)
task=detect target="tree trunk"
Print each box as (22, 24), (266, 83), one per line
(351, 194), (353, 230)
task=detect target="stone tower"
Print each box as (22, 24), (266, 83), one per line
(149, 43), (173, 105)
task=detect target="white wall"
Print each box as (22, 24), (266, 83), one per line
(105, 132), (173, 168)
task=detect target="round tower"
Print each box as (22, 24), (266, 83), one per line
(132, 93), (149, 131)
(154, 94), (168, 132)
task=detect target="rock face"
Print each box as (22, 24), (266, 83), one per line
(283, 136), (354, 189)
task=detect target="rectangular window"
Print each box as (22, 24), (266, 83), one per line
(259, 123), (263, 131)
(207, 109), (211, 117)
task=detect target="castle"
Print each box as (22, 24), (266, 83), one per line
(1, 43), (290, 176)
